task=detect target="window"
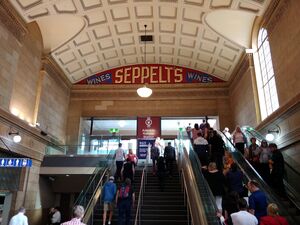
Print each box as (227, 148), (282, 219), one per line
(254, 28), (279, 120)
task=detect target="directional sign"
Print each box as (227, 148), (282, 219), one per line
(0, 158), (32, 168)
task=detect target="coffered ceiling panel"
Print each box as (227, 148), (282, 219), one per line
(10, 0), (271, 83)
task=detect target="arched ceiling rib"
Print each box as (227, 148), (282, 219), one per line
(10, 0), (271, 83)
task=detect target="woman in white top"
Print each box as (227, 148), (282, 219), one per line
(232, 126), (246, 155)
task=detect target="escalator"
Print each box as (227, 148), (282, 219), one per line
(176, 133), (222, 225)
(241, 126), (300, 217)
(218, 129), (300, 224)
(73, 150), (115, 224)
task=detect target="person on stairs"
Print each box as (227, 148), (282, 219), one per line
(230, 198), (258, 225)
(121, 158), (135, 182)
(102, 176), (117, 225)
(116, 178), (135, 225)
(114, 143), (126, 181)
(164, 142), (176, 177)
(260, 203), (289, 225)
(150, 143), (160, 175)
(156, 156), (167, 191)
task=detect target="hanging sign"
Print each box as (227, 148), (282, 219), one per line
(137, 117), (161, 139)
(76, 64), (224, 85)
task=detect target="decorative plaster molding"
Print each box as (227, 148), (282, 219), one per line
(41, 56), (72, 89)
(228, 53), (250, 91)
(0, 0), (27, 42)
(70, 87), (229, 101)
(262, 0), (290, 33)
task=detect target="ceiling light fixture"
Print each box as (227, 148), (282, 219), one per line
(137, 24), (152, 98)
(8, 131), (22, 143)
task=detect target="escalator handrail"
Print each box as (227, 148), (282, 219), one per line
(242, 127), (300, 177)
(82, 167), (109, 223)
(241, 127), (300, 210)
(74, 150), (115, 207)
(218, 130), (298, 224)
(219, 130), (260, 181)
(176, 135), (222, 225)
(176, 140), (210, 225)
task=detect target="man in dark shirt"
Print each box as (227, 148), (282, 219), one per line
(164, 142), (176, 176)
(269, 143), (286, 197)
(150, 144), (160, 175)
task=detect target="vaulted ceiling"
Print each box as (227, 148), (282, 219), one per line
(10, 0), (270, 83)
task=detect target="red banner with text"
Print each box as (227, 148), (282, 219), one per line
(137, 117), (161, 139)
(76, 64), (224, 85)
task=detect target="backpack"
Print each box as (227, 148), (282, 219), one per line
(119, 184), (130, 199)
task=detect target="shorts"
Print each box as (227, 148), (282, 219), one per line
(103, 202), (114, 211)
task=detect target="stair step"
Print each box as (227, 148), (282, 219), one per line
(142, 205), (186, 210)
(136, 219), (188, 225)
(141, 209), (187, 215)
(141, 214), (187, 220)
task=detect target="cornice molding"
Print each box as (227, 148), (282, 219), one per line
(261, 0), (290, 33)
(71, 86), (229, 101)
(41, 56), (72, 89)
(228, 54), (250, 92)
(0, 0), (27, 42)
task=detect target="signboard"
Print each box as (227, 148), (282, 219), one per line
(137, 117), (161, 139)
(137, 139), (155, 160)
(76, 64), (224, 85)
(0, 158), (32, 168)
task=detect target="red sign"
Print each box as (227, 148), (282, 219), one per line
(137, 117), (161, 139)
(76, 64), (224, 85)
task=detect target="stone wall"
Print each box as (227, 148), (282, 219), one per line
(0, 2), (71, 224)
(229, 0), (300, 176)
(267, 0), (300, 105)
(229, 56), (258, 129)
(0, 22), (41, 123)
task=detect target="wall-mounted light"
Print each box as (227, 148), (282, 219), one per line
(265, 126), (280, 142)
(8, 131), (22, 143)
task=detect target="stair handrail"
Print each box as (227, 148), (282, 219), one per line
(240, 126), (300, 210)
(218, 130), (298, 224)
(134, 162), (147, 225)
(180, 168), (193, 225)
(176, 138), (210, 225)
(74, 149), (115, 207)
(82, 167), (109, 224)
(241, 126), (300, 177)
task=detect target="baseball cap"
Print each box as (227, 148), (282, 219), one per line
(109, 176), (114, 181)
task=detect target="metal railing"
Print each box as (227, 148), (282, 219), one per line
(83, 168), (109, 224)
(218, 129), (299, 224)
(45, 144), (121, 155)
(74, 150), (115, 207)
(176, 136), (218, 225)
(134, 162), (148, 225)
(181, 169), (192, 225)
(240, 126), (300, 211)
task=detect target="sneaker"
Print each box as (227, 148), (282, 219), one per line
(108, 221), (111, 225)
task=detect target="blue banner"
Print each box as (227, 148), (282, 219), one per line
(0, 158), (32, 168)
(137, 139), (155, 159)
